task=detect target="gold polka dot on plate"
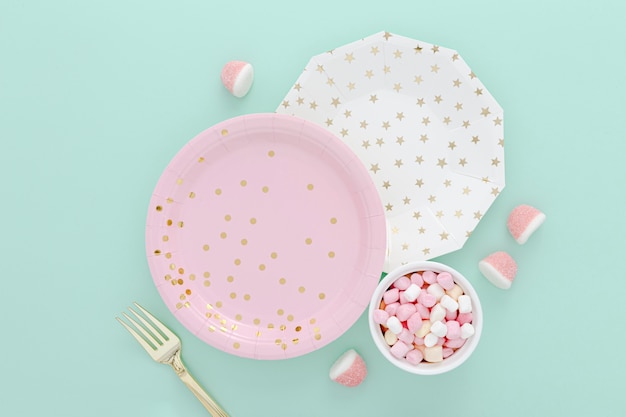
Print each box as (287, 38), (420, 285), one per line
(307, 184), (314, 190)
(279, 278), (286, 285)
(240, 179), (247, 187)
(268, 150), (275, 157)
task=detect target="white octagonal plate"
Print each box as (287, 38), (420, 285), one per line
(276, 31), (505, 272)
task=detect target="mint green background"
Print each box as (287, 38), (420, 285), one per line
(1, 0), (625, 415)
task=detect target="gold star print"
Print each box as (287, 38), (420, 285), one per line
(347, 82), (356, 91)
(326, 77), (335, 86)
(452, 80), (462, 89)
(396, 112), (405, 121)
(434, 95), (443, 104)
(428, 195), (437, 203)
(401, 243), (409, 250)
(383, 65), (391, 74)
(454, 102), (463, 111)
(394, 159), (404, 168)
(462, 120), (471, 129)
(361, 140), (370, 149)
(316, 65), (324, 73)
(325, 118), (333, 126)
(385, 203), (394, 211)
(396, 136), (405, 145)
(493, 117), (503, 126)
(421, 117), (431, 126)
(413, 211), (422, 220)
(431, 45), (440, 53)
(360, 120), (368, 129)
(422, 247), (431, 255)
(436, 211), (444, 219)
(420, 134), (429, 143)
(340, 128), (349, 137)
(326, 49), (335, 54)
(344, 109), (352, 118)
(331, 97), (341, 108)
(394, 49), (403, 59)
(370, 46), (380, 55)
(376, 138), (385, 147)
(381, 121), (391, 130)
(451, 53), (459, 61)
(370, 163), (380, 173)
(414, 44), (423, 53)
(365, 70), (374, 79)
(403, 196), (411, 205)
(430, 64), (440, 73)
(418, 227), (426, 234)
(448, 141), (456, 150)
(440, 232), (449, 240)
(382, 181), (391, 189)
(344, 53), (355, 63)
(454, 210), (463, 218)
(459, 158), (467, 167)
(281, 100), (290, 108)
(444, 179), (452, 187)
(482, 176), (490, 183)
(391, 226), (399, 234)
(481, 107), (491, 117)
(469, 71), (477, 79)
(393, 83), (402, 92)
(465, 230), (473, 238)
(437, 158), (447, 168)
(498, 138), (505, 147)
(443, 116), (452, 125)
(416, 98), (426, 107)
(474, 88), (483, 96)
(471, 136), (480, 144)
(415, 178), (424, 188)
(414, 75), (424, 84)
(491, 187), (500, 196)
(491, 157), (501, 166)
(309, 101), (318, 110)
(415, 156), (424, 165)
(294, 83), (302, 91)
(296, 97), (304, 105)
(369, 94), (379, 103)
(383, 32), (392, 40)
(462, 186), (471, 195)
(474, 211), (483, 220)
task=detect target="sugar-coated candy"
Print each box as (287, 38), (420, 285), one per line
(396, 303), (417, 322)
(507, 204), (546, 245)
(390, 341), (412, 358)
(405, 349), (424, 365)
(424, 332), (439, 347)
(461, 323), (475, 339)
(394, 275), (411, 290)
(386, 316), (403, 334)
(429, 303), (446, 322)
(436, 272), (455, 290)
(479, 251), (517, 290)
(410, 272), (424, 287)
(445, 320), (461, 339)
(403, 284), (421, 302)
(427, 283), (445, 300)
(220, 61), (254, 98)
(430, 320), (447, 338)
(329, 349), (367, 387)
(407, 312), (423, 333)
(373, 309), (389, 325)
(423, 345), (444, 363)
(440, 294), (459, 312)
(458, 295), (472, 313)
(384, 329), (398, 345)
(422, 270), (438, 284)
(383, 288), (400, 304)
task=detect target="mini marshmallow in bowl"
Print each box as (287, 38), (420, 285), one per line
(368, 261), (483, 375)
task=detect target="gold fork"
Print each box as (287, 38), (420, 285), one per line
(116, 302), (229, 417)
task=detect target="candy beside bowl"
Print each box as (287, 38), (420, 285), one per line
(368, 261), (483, 375)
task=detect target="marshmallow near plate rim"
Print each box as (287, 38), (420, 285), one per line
(221, 61), (254, 97)
(478, 251), (518, 290)
(507, 204), (546, 244)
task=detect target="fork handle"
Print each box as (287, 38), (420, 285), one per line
(168, 351), (230, 417)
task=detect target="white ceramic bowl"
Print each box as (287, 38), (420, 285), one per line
(368, 261), (483, 375)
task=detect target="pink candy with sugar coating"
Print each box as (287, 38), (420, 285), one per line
(507, 204), (546, 244)
(329, 349), (367, 387)
(220, 61), (254, 98)
(479, 251), (518, 290)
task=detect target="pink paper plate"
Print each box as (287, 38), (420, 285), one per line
(146, 113), (386, 359)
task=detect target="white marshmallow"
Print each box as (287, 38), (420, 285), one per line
(403, 284), (421, 302)
(424, 332), (439, 347)
(445, 284), (464, 301)
(384, 329), (398, 345)
(429, 303), (446, 322)
(461, 323), (475, 339)
(440, 294), (459, 312)
(386, 316), (403, 334)
(430, 320), (447, 338)
(427, 283), (445, 300)
(458, 295), (472, 314)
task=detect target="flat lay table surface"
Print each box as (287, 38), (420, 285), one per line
(1, 1), (625, 416)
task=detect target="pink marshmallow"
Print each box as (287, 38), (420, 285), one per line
(405, 349), (424, 365)
(384, 302), (400, 316)
(479, 251), (518, 290)
(398, 328), (415, 345)
(396, 303), (417, 322)
(444, 338), (466, 349)
(410, 272), (424, 287)
(445, 308), (458, 321)
(445, 320), (462, 339)
(507, 204), (546, 244)
(398, 291), (411, 304)
(390, 341), (412, 358)
(418, 292), (436, 308)
(373, 309), (389, 325)
(457, 312), (473, 325)
(383, 288), (400, 304)
(394, 275), (411, 290)
(407, 312), (423, 333)
(442, 347), (455, 359)
(436, 272), (455, 290)
(413, 336), (425, 346)
(220, 61), (254, 98)
(416, 302), (430, 319)
(422, 270), (438, 284)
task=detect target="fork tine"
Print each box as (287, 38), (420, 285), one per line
(126, 307), (166, 346)
(116, 316), (156, 353)
(133, 302), (176, 342)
